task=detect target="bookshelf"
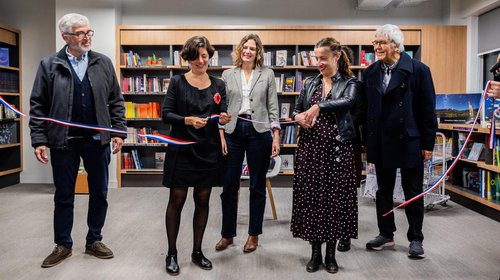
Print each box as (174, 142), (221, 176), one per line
(115, 25), (466, 187)
(438, 124), (500, 220)
(0, 24), (22, 188)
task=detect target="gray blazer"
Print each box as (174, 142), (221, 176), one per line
(221, 66), (280, 134)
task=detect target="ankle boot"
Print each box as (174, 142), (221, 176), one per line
(165, 254), (180, 275)
(306, 241), (323, 272)
(325, 242), (339, 273)
(191, 251), (212, 270)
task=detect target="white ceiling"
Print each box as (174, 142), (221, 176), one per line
(357, 0), (430, 10)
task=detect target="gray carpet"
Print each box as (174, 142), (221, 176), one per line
(0, 184), (499, 280)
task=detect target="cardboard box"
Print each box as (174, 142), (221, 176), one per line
(75, 172), (89, 194)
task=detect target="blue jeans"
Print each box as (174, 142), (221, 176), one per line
(50, 138), (111, 248)
(220, 120), (272, 236)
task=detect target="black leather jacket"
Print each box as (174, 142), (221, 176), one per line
(29, 46), (126, 149)
(292, 74), (360, 142)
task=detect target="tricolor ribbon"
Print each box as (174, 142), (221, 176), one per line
(0, 96), (198, 145)
(383, 80), (493, 216)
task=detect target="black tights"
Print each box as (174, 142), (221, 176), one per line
(165, 186), (212, 255)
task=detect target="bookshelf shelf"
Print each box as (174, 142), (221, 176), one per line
(120, 168), (163, 174)
(445, 183), (500, 211)
(279, 170), (294, 175)
(123, 143), (168, 147)
(116, 25), (466, 187)
(122, 92), (166, 96)
(0, 24), (22, 188)
(438, 123), (491, 134)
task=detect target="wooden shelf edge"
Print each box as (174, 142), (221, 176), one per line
(445, 183), (500, 211)
(0, 167), (22, 176)
(0, 143), (21, 149)
(121, 168), (163, 174)
(438, 123), (490, 134)
(0, 65), (20, 71)
(0, 92), (20, 96)
(279, 170), (294, 175)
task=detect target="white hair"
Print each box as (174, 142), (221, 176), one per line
(375, 24), (405, 53)
(58, 13), (89, 34)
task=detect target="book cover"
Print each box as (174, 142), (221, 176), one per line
(280, 103), (290, 119)
(275, 50), (287, 66)
(0, 122), (18, 144)
(280, 154), (294, 170)
(283, 77), (295, 92)
(0, 47), (9, 66)
(481, 95), (500, 128)
(435, 93), (481, 124)
(468, 142), (484, 161)
(155, 152), (166, 169)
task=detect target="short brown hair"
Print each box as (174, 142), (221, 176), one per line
(232, 34), (264, 68)
(181, 36), (215, 61)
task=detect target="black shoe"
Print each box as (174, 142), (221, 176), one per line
(408, 240), (425, 259)
(306, 242), (323, 272)
(166, 255), (180, 275)
(325, 242), (339, 273)
(366, 235), (395, 251)
(191, 251), (212, 270)
(337, 239), (351, 252)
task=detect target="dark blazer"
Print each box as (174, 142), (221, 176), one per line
(292, 74), (361, 142)
(362, 52), (437, 168)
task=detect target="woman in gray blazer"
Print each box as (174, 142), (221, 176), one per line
(216, 34), (280, 253)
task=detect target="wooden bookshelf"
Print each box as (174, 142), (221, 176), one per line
(445, 183), (500, 211)
(0, 24), (22, 188)
(115, 25), (466, 187)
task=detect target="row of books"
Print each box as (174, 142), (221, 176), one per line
(125, 102), (161, 119)
(274, 72), (304, 93)
(462, 168), (500, 201)
(0, 104), (17, 120)
(0, 71), (19, 92)
(122, 150), (166, 170)
(124, 127), (161, 144)
(122, 76), (169, 93)
(280, 125), (297, 144)
(121, 51), (143, 67)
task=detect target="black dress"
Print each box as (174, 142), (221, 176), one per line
(291, 83), (358, 242)
(161, 74), (227, 187)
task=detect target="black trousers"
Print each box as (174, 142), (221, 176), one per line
(220, 120), (272, 237)
(374, 164), (424, 242)
(50, 138), (111, 248)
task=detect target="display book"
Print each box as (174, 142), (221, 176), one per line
(0, 24), (22, 188)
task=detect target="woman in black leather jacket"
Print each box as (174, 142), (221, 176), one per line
(290, 37), (360, 274)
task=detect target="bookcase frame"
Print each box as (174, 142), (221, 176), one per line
(115, 25), (466, 188)
(0, 24), (22, 188)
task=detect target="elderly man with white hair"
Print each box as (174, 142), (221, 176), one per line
(362, 24), (437, 259)
(29, 13), (126, 268)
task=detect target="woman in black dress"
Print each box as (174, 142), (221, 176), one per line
(161, 36), (231, 275)
(291, 37), (360, 274)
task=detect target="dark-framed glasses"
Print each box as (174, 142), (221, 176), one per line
(372, 40), (391, 47)
(66, 30), (94, 39)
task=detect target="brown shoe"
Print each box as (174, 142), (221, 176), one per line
(85, 241), (114, 259)
(243, 235), (258, 253)
(41, 245), (72, 268)
(215, 237), (234, 251)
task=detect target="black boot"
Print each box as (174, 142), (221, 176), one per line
(191, 251), (212, 270)
(165, 254), (180, 275)
(306, 241), (323, 272)
(337, 238), (351, 252)
(325, 242), (339, 273)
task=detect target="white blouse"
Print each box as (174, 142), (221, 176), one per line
(238, 69), (254, 115)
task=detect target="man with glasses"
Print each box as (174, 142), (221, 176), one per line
(29, 13), (126, 268)
(362, 24), (437, 259)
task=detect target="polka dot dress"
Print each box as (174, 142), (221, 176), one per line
(291, 83), (358, 242)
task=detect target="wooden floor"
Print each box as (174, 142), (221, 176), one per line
(0, 184), (499, 280)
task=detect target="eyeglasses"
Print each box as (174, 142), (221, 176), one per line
(372, 40), (392, 47)
(65, 30), (94, 39)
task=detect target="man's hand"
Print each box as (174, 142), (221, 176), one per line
(422, 150), (433, 162)
(112, 137), (123, 154)
(34, 145), (49, 164)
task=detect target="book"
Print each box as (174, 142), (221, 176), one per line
(280, 154), (294, 170)
(275, 50), (287, 67)
(435, 93), (481, 124)
(280, 103), (290, 119)
(0, 122), (18, 144)
(0, 47), (9, 66)
(283, 76), (295, 92)
(468, 142), (484, 161)
(155, 152), (166, 169)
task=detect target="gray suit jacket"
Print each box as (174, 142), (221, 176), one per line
(221, 66), (280, 134)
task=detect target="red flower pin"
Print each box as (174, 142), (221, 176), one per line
(213, 92), (221, 105)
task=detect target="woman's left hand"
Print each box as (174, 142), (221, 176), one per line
(271, 138), (280, 158)
(422, 150), (433, 161)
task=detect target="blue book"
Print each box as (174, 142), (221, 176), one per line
(0, 47), (9, 66)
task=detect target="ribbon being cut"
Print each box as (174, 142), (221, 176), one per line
(0, 81), (494, 214)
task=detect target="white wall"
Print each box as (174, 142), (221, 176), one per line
(0, 0), (56, 184)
